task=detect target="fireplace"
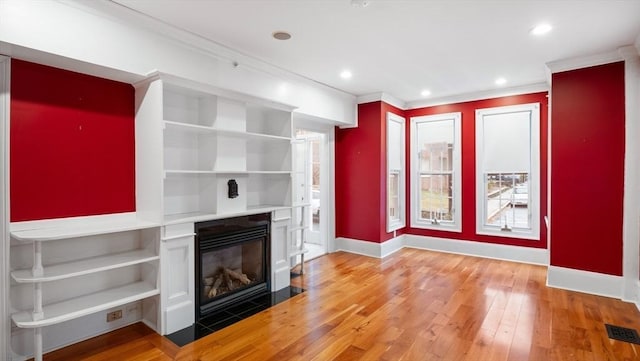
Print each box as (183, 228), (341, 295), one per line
(195, 213), (270, 321)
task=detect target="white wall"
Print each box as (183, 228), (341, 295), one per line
(0, 0), (356, 126)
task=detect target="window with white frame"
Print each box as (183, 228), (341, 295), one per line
(410, 112), (462, 231)
(387, 112), (405, 232)
(475, 103), (540, 239)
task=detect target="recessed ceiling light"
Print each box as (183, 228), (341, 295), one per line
(530, 23), (552, 36)
(421, 90), (431, 97)
(495, 77), (507, 85)
(340, 70), (352, 79)
(272, 31), (291, 40)
(351, 0), (370, 7)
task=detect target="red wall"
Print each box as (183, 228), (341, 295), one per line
(550, 62), (625, 276)
(405, 92), (549, 248)
(335, 101), (405, 243)
(10, 59), (136, 222)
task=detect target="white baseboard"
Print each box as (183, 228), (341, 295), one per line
(404, 234), (549, 265)
(336, 234), (548, 265)
(335, 235), (404, 258)
(164, 300), (194, 335)
(547, 266), (623, 299)
(380, 234), (405, 257)
(272, 261), (291, 292)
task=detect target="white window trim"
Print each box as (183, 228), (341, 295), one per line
(475, 103), (540, 240)
(387, 112), (405, 232)
(410, 112), (462, 232)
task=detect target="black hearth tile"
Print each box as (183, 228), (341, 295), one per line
(235, 303), (270, 319)
(198, 310), (237, 328)
(249, 293), (275, 306)
(225, 299), (263, 315)
(165, 323), (215, 347)
(273, 286), (296, 304)
(289, 286), (305, 296)
(207, 315), (243, 332)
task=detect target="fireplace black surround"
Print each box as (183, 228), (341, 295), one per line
(195, 213), (271, 321)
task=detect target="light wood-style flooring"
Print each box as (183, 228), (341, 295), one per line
(41, 248), (640, 360)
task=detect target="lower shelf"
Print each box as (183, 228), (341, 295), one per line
(290, 248), (309, 257)
(11, 282), (159, 328)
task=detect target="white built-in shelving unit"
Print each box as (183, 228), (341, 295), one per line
(9, 215), (160, 361)
(134, 72), (296, 335)
(141, 74), (295, 225)
(8, 71), (297, 359)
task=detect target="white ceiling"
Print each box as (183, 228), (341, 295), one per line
(111, 0), (640, 103)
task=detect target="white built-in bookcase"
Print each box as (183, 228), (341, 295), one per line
(9, 215), (161, 361)
(8, 71), (296, 360)
(139, 74), (294, 224)
(135, 73), (296, 335)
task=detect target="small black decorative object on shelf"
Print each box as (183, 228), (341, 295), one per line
(228, 179), (239, 198)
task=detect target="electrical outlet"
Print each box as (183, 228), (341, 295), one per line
(106, 309), (122, 322)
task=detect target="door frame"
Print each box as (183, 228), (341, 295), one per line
(293, 115), (336, 254)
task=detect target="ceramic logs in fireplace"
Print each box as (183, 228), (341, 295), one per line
(195, 213), (270, 321)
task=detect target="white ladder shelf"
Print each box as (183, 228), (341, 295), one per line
(289, 204), (310, 274)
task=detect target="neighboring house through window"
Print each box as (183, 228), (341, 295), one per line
(410, 112), (462, 231)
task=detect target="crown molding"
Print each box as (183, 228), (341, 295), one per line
(61, 0), (354, 99)
(405, 82), (549, 109)
(0, 42), (146, 84)
(356, 92), (406, 110)
(545, 50), (623, 74)
(619, 45), (640, 61)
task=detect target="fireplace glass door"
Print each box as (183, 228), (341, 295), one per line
(196, 214), (270, 320)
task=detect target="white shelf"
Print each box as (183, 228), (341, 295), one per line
(289, 226), (306, 233)
(11, 219), (159, 242)
(291, 203), (311, 208)
(164, 121), (291, 142)
(163, 205), (291, 225)
(164, 170), (291, 176)
(11, 282), (159, 328)
(290, 248), (309, 257)
(11, 250), (159, 283)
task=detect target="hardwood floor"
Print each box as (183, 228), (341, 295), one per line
(41, 249), (640, 360)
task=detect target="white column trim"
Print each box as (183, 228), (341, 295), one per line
(327, 128), (337, 253)
(619, 45), (640, 306)
(0, 55), (11, 360)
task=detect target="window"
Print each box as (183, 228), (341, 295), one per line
(410, 112), (462, 231)
(476, 103), (540, 239)
(387, 112), (405, 232)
